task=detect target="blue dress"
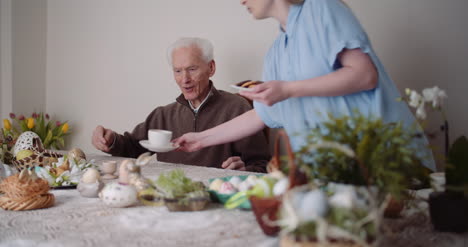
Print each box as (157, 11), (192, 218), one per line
(253, 0), (435, 170)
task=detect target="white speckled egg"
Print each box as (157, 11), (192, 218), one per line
(12, 131), (43, 156)
(99, 182), (138, 208)
(81, 168), (100, 183)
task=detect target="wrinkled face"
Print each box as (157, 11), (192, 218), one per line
(240, 0), (274, 19)
(171, 46), (215, 106)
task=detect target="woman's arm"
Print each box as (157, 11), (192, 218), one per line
(173, 109), (266, 152)
(240, 48), (378, 106)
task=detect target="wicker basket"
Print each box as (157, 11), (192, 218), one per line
(164, 197), (210, 212)
(138, 188), (165, 207)
(250, 130), (308, 236)
(0, 173), (54, 211)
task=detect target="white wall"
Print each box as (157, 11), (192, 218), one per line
(7, 0), (468, 163)
(0, 0), (13, 118)
(45, 0), (277, 153)
(12, 0), (47, 114)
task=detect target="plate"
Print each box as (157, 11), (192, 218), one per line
(230, 80), (263, 92)
(51, 184), (77, 190)
(139, 140), (179, 152)
(230, 84), (255, 92)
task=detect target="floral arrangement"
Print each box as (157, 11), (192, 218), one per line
(2, 112), (70, 150)
(403, 86), (468, 195)
(35, 156), (96, 187)
(278, 184), (379, 246)
(273, 112), (430, 245)
(297, 112), (430, 200)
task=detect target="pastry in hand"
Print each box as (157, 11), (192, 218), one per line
(236, 80), (264, 89)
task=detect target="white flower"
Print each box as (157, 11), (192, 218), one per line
(35, 166), (55, 185)
(416, 103), (427, 119)
(408, 90), (423, 108)
(422, 86), (447, 108)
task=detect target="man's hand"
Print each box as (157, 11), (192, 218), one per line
(92, 125), (115, 152)
(221, 156), (246, 171)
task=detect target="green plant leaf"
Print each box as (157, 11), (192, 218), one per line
(446, 136), (468, 190)
(43, 130), (53, 148)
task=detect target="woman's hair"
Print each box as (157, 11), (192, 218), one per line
(167, 37), (214, 64)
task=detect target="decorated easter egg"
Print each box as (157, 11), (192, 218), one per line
(68, 148), (86, 162)
(228, 176), (243, 189)
(99, 182), (138, 208)
(237, 181), (252, 192)
(209, 178), (224, 191)
(245, 175), (259, 187)
(219, 182), (238, 194)
(12, 131), (43, 156)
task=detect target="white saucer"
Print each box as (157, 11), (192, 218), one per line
(139, 140), (179, 152)
(230, 84), (254, 92)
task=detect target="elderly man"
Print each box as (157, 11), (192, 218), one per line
(92, 37), (270, 172)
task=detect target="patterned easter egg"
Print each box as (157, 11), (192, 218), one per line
(12, 131), (43, 156)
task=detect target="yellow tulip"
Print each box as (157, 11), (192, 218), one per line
(62, 123), (69, 133)
(3, 119), (11, 130)
(27, 117), (35, 129)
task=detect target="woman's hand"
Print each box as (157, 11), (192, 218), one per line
(173, 132), (204, 152)
(240, 80), (290, 106)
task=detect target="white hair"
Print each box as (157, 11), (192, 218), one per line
(166, 37), (214, 64)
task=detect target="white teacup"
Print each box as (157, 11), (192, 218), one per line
(430, 172), (445, 192)
(148, 129), (172, 147)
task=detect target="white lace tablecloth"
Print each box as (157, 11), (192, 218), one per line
(0, 155), (276, 247)
(1, 155), (467, 247)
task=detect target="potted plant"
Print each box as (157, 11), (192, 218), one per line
(428, 136), (468, 233)
(274, 112), (430, 246)
(403, 86), (468, 233)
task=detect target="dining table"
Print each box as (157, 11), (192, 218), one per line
(1, 154), (467, 247)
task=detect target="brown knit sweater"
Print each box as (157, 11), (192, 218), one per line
(108, 84), (271, 172)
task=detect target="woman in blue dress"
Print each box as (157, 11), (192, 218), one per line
(175, 0), (435, 170)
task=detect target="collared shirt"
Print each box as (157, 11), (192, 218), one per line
(188, 89), (213, 114)
(253, 0), (435, 170)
